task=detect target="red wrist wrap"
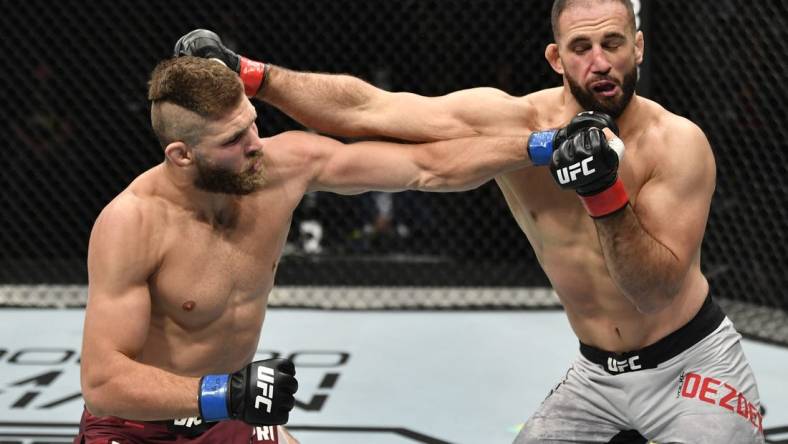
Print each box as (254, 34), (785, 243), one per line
(580, 178), (629, 218)
(239, 57), (266, 97)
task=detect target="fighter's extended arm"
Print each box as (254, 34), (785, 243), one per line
(264, 68), (535, 142)
(278, 131), (533, 194)
(174, 29), (536, 142)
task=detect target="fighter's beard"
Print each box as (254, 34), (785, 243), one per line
(193, 158), (266, 195)
(567, 66), (638, 119)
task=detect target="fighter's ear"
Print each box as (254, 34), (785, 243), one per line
(635, 30), (644, 65)
(545, 43), (564, 75)
(165, 141), (194, 167)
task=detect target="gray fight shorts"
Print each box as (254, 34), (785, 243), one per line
(515, 296), (764, 444)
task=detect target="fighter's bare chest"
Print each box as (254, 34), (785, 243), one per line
(149, 211), (292, 322)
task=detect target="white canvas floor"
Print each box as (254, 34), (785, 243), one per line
(0, 308), (786, 443)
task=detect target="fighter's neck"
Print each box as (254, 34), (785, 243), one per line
(614, 95), (645, 131)
(158, 162), (243, 227)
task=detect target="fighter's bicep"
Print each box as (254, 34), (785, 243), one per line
(83, 284), (152, 359)
(634, 130), (715, 265)
(84, 202), (156, 360)
(309, 136), (424, 194)
(447, 88), (538, 135)
(372, 88), (533, 141)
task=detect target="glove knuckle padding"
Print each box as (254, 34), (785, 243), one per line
(587, 128), (601, 150)
(174, 29), (240, 72)
(553, 140), (570, 165)
(284, 375), (298, 394)
(276, 358), (296, 376)
(567, 111), (620, 136)
(175, 30), (215, 55)
(572, 132), (586, 157)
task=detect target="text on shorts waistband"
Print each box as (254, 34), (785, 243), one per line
(579, 295), (725, 375)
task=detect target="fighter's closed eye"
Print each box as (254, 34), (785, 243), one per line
(223, 132), (244, 146)
(572, 44), (591, 54)
(603, 37), (625, 50)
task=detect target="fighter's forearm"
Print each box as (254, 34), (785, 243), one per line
(415, 136), (533, 192)
(82, 353), (200, 420)
(259, 66), (383, 138)
(594, 207), (686, 313)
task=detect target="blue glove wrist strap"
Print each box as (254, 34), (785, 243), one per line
(199, 374), (230, 421)
(527, 130), (556, 166)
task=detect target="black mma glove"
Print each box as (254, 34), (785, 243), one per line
(527, 111), (619, 166)
(549, 126), (628, 217)
(174, 29), (268, 98)
(198, 358), (298, 425)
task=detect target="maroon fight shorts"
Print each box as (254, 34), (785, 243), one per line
(74, 408), (290, 444)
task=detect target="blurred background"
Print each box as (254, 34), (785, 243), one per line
(0, 0), (786, 341)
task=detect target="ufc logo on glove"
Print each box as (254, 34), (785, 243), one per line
(555, 157), (596, 185)
(198, 358), (297, 425)
(256, 366), (276, 412)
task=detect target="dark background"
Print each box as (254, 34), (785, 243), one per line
(1, 1), (786, 309)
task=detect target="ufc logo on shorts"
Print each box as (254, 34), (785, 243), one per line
(173, 416), (202, 427)
(606, 355), (642, 373)
(556, 157), (595, 184)
(255, 366), (275, 413)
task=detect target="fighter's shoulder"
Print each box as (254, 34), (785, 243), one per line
(638, 100), (714, 173)
(641, 99), (709, 148)
(87, 189), (164, 281)
(264, 130), (340, 160)
(266, 129), (325, 146)
(93, 193), (147, 234)
(444, 87), (552, 131)
(441, 87), (534, 111)
(520, 87), (564, 127)
(523, 87), (563, 104)
(91, 184), (167, 251)
(260, 130), (344, 184)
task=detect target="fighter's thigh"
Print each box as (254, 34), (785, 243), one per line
(641, 340), (764, 443)
(653, 412), (763, 444)
(514, 366), (626, 444)
(74, 431), (141, 444)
